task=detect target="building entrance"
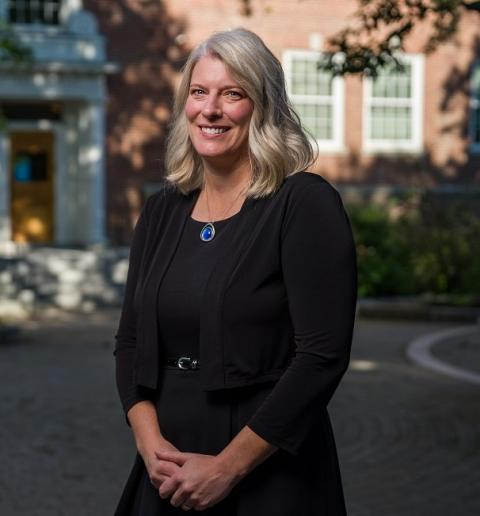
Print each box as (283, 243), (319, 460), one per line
(10, 131), (55, 243)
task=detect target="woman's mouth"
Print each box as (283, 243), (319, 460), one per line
(200, 127), (229, 135)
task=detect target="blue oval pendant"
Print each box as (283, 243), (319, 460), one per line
(200, 222), (215, 242)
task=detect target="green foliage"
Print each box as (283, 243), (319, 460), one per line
(347, 200), (416, 297)
(0, 21), (33, 131)
(0, 20), (33, 63)
(347, 192), (480, 305)
(239, 1), (480, 76)
(316, 0), (478, 77)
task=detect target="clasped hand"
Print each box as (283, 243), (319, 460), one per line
(153, 449), (238, 511)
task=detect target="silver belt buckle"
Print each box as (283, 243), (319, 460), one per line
(177, 356), (190, 369)
(177, 356), (199, 370)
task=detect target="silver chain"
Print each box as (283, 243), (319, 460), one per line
(203, 179), (251, 223)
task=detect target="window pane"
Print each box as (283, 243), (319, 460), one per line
(370, 106), (384, 139)
(291, 57), (332, 96)
(474, 107), (480, 143)
(370, 105), (412, 140)
(292, 59), (305, 75)
(8, 0), (61, 25)
(472, 65), (480, 97)
(372, 63), (412, 99)
(294, 102), (332, 139)
(288, 54), (339, 142)
(372, 76), (387, 98)
(292, 76), (306, 95)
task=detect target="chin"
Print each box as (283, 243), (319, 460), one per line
(194, 145), (230, 159)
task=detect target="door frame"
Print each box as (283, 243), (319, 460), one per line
(1, 120), (66, 245)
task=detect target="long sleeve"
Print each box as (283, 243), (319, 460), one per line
(246, 180), (357, 456)
(113, 199), (155, 424)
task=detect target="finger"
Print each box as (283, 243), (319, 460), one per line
(158, 477), (180, 499)
(155, 450), (190, 465)
(170, 488), (190, 508)
(154, 460), (180, 477)
(149, 474), (169, 490)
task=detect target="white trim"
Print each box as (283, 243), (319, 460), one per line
(283, 49), (345, 153)
(469, 60), (480, 155)
(363, 53), (425, 154)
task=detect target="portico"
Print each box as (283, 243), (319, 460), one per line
(0, 0), (115, 245)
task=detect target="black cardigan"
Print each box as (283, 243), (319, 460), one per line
(114, 171), (357, 456)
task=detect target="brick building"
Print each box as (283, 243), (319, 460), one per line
(1, 0), (479, 247)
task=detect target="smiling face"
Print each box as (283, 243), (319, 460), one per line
(184, 54), (254, 168)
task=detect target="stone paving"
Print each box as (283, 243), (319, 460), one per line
(0, 310), (479, 516)
(432, 328), (480, 375)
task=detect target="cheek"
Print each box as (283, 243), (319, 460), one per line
(230, 102), (253, 126)
(184, 99), (198, 122)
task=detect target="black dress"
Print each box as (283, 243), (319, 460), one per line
(114, 210), (348, 515)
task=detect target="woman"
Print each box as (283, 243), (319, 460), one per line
(114, 28), (357, 515)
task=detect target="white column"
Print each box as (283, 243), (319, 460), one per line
(78, 100), (106, 245)
(59, 103), (82, 245)
(0, 131), (11, 243)
(53, 122), (68, 245)
(88, 100), (106, 244)
(0, 0), (8, 20)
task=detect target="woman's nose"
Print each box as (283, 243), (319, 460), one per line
(202, 95), (222, 118)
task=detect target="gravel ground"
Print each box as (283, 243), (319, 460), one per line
(0, 311), (478, 516)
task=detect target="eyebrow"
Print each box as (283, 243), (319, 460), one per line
(189, 83), (245, 91)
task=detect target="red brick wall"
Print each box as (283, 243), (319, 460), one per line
(84, 0), (191, 244)
(84, 0), (480, 244)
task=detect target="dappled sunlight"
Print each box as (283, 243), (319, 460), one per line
(25, 217), (45, 237)
(349, 359), (379, 372)
(83, 0), (191, 243)
(115, 114), (165, 170)
(13, 214), (49, 242)
(79, 144), (102, 167)
(74, 40), (97, 60)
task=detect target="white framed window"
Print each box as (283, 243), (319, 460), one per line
(283, 50), (345, 153)
(363, 53), (424, 154)
(6, 0), (61, 25)
(469, 61), (480, 154)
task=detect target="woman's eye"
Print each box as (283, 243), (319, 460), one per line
(225, 91), (242, 98)
(191, 88), (205, 96)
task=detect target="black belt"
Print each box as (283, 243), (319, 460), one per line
(166, 356), (200, 370)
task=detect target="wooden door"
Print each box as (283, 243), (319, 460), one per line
(10, 131), (55, 243)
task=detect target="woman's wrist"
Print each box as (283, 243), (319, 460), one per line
(215, 425), (278, 481)
(214, 451), (249, 482)
(138, 436), (173, 459)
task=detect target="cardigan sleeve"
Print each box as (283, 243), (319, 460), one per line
(246, 180), (357, 456)
(113, 197), (156, 426)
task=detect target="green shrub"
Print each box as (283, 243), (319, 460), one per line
(346, 202), (415, 297)
(346, 192), (480, 306)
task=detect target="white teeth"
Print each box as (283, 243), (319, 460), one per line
(201, 127), (228, 135)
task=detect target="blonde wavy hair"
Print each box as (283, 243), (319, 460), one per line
(164, 28), (317, 198)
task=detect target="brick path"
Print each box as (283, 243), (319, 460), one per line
(0, 311), (478, 515)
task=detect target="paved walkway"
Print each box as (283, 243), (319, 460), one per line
(0, 311), (478, 516)
(431, 326), (480, 375)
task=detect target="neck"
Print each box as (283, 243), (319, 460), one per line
(201, 154), (253, 194)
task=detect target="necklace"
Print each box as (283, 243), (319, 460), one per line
(199, 180), (250, 242)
